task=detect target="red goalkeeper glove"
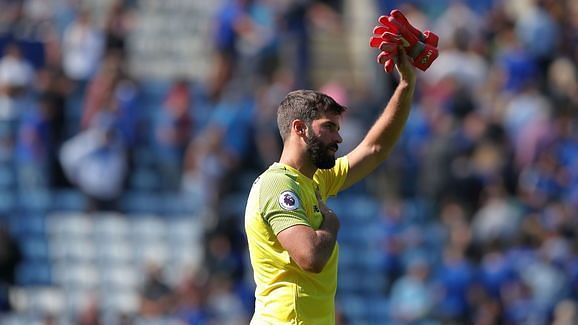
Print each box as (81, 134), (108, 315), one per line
(377, 14), (439, 71)
(389, 9), (439, 47)
(369, 25), (402, 72)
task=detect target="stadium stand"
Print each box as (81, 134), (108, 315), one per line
(0, 0), (577, 324)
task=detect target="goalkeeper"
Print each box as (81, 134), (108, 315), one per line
(244, 10), (430, 324)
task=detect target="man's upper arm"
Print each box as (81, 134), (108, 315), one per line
(260, 176), (310, 235)
(260, 172), (334, 270)
(260, 184), (316, 267)
(276, 224), (317, 263)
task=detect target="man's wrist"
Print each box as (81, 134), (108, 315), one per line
(398, 78), (415, 90)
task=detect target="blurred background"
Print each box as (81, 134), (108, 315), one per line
(0, 0), (577, 324)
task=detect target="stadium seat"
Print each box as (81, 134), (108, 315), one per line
(0, 163), (14, 188)
(9, 213), (46, 238)
(99, 288), (139, 315)
(133, 238), (169, 265)
(338, 296), (368, 322)
(132, 147), (157, 169)
(16, 260), (52, 285)
(53, 236), (97, 262)
(93, 212), (130, 240)
(131, 216), (167, 240)
(19, 234), (50, 261)
(95, 237), (133, 263)
(169, 244), (203, 275)
(337, 246), (357, 269)
(99, 263), (140, 290)
(9, 287), (64, 315)
(52, 189), (88, 211)
(166, 217), (204, 243)
(345, 196), (379, 221)
(18, 189), (51, 213)
(0, 314), (44, 325)
(0, 190), (16, 215)
(47, 212), (93, 238)
(129, 167), (161, 192)
(367, 296), (390, 323)
(62, 287), (97, 315)
(54, 262), (99, 289)
(121, 192), (160, 214)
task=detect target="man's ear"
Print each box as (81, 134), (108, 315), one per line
(292, 119), (307, 138)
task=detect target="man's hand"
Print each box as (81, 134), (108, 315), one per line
(395, 47), (416, 85)
(389, 9), (438, 47)
(370, 10), (439, 72)
(315, 191), (340, 233)
(379, 15), (439, 71)
(370, 27), (402, 72)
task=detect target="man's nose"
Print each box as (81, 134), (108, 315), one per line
(336, 133), (343, 144)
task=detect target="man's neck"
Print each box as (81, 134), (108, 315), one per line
(279, 150), (317, 179)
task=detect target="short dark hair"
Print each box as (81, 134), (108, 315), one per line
(277, 90), (346, 142)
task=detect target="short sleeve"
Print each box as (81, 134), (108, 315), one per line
(314, 156), (349, 199)
(259, 174), (311, 235)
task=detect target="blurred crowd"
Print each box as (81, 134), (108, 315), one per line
(0, 0), (577, 323)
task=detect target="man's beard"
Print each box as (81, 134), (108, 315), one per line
(306, 132), (338, 169)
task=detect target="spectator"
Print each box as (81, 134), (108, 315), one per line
(15, 94), (56, 190)
(59, 97), (128, 211)
(0, 42), (34, 121)
(432, 245), (476, 322)
(0, 222), (22, 312)
(61, 9), (103, 85)
(103, 0), (132, 59)
(173, 271), (210, 324)
(0, 43), (34, 97)
(154, 79), (193, 192)
(552, 300), (578, 325)
(139, 263), (174, 317)
(206, 273), (249, 325)
(34, 64), (73, 187)
(81, 52), (123, 130)
(389, 256), (434, 323)
(182, 125), (235, 219)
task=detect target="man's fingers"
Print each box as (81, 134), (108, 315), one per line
(370, 31), (401, 49)
(379, 41), (397, 52)
(369, 36), (382, 48)
(384, 58), (396, 72)
(370, 35), (400, 49)
(373, 25), (394, 35)
(378, 15), (399, 33)
(390, 9), (416, 33)
(389, 10), (409, 23)
(371, 10), (436, 73)
(377, 50), (396, 64)
(381, 32), (400, 43)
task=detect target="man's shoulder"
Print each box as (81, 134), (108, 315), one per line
(259, 164), (299, 186)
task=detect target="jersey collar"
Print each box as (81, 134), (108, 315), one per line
(272, 162), (315, 185)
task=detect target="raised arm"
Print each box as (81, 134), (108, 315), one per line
(341, 48), (416, 190)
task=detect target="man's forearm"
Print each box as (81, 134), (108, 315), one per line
(309, 212), (339, 273)
(362, 79), (415, 161)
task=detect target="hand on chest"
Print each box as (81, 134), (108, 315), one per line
(302, 184), (324, 229)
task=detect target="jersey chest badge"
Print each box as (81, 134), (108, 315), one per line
(279, 191), (300, 211)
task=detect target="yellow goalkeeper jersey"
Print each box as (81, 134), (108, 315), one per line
(244, 156), (349, 324)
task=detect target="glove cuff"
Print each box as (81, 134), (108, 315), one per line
(412, 43), (438, 71)
(422, 30), (439, 47)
